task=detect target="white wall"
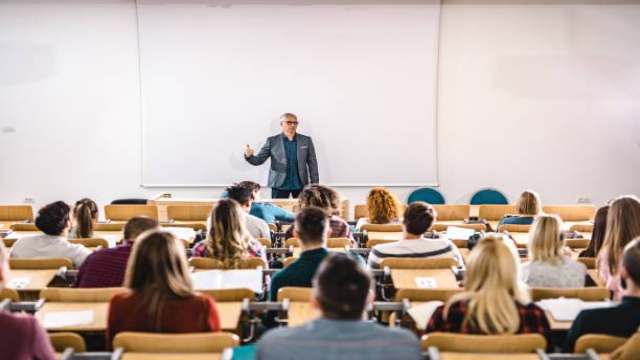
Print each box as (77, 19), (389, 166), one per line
(1, 0), (639, 219)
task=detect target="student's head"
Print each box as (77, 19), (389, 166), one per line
(0, 241), (9, 290)
(125, 230), (194, 329)
(621, 237), (640, 293)
(366, 187), (401, 224)
(123, 217), (159, 243)
(238, 181), (261, 201)
(294, 207), (328, 248)
(35, 201), (71, 236)
(447, 235), (524, 335)
(226, 184), (253, 212)
(73, 198), (99, 238)
(528, 214), (564, 265)
(298, 185), (339, 215)
(403, 202), (436, 236)
(206, 199), (250, 268)
(603, 195), (640, 275)
(516, 190), (541, 216)
(581, 205), (609, 258)
(312, 254), (372, 320)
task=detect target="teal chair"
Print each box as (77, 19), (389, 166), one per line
(407, 187), (445, 205)
(469, 188), (509, 205)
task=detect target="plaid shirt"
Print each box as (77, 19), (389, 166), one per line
(425, 300), (554, 351)
(285, 215), (355, 246)
(74, 242), (133, 288)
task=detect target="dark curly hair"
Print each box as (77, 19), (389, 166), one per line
(35, 201), (71, 236)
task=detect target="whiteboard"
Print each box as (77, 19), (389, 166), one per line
(137, 0), (441, 187)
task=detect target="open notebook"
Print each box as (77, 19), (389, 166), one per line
(537, 298), (612, 322)
(407, 301), (444, 329)
(191, 269), (262, 293)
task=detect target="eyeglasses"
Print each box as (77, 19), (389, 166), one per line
(282, 121), (299, 126)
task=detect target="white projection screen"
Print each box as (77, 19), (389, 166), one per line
(138, 0), (441, 187)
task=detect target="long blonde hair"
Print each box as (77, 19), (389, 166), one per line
(517, 190), (541, 216)
(367, 187), (401, 224)
(445, 235), (525, 334)
(124, 230), (195, 330)
(602, 195), (640, 275)
(205, 199), (251, 269)
(528, 214), (565, 265)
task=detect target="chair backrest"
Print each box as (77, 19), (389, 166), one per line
(354, 204), (367, 220)
(421, 333), (546, 353)
(431, 223), (487, 232)
(284, 237), (350, 248)
(113, 332), (239, 353)
(380, 257), (458, 269)
(470, 188), (509, 205)
(574, 334), (627, 354)
(267, 223), (277, 232)
(94, 223), (125, 231)
(530, 287), (610, 302)
(104, 205), (159, 221)
(41, 287), (126, 302)
(282, 257), (298, 267)
(361, 224), (404, 233)
(565, 239), (590, 249)
(161, 222), (207, 232)
(407, 187), (446, 205)
(577, 257), (596, 269)
(166, 205), (211, 222)
(68, 238), (109, 248)
(198, 288), (256, 302)
(569, 224), (594, 233)
(9, 257), (73, 270)
(0, 205), (34, 221)
(432, 205), (470, 221)
(609, 332), (640, 360)
(9, 223), (38, 231)
(498, 224), (531, 233)
(395, 288), (463, 302)
(366, 239), (397, 248)
(479, 205), (518, 221)
(542, 205), (596, 221)
(49, 332), (87, 353)
(0, 288), (20, 302)
(188, 257), (266, 270)
(256, 237), (271, 247)
(277, 286), (313, 302)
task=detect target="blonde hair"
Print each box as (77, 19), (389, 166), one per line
(445, 235), (524, 334)
(124, 230), (195, 330)
(602, 195), (640, 275)
(517, 190), (541, 216)
(528, 214), (565, 265)
(367, 187), (401, 224)
(205, 199), (251, 269)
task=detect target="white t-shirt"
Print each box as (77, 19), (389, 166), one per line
(245, 213), (271, 240)
(367, 237), (463, 269)
(520, 258), (587, 288)
(10, 234), (91, 268)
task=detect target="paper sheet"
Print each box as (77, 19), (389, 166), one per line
(8, 277), (31, 289)
(537, 299), (611, 322)
(415, 277), (438, 289)
(407, 301), (444, 329)
(43, 311), (94, 329)
(162, 227), (196, 240)
(191, 269), (263, 293)
(445, 226), (475, 240)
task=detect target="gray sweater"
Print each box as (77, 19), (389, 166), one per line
(256, 318), (422, 360)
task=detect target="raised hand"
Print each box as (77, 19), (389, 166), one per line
(244, 143), (255, 157)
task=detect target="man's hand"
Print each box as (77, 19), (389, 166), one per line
(244, 143), (255, 157)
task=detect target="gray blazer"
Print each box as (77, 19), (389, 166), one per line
(245, 133), (319, 188)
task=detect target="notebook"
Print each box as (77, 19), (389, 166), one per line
(191, 269), (262, 293)
(537, 298), (612, 322)
(408, 301), (444, 329)
(43, 311), (94, 329)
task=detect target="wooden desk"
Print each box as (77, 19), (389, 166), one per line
(287, 302), (318, 327)
(459, 248), (470, 264)
(216, 302), (243, 331)
(544, 310), (572, 331)
(440, 354), (539, 360)
(509, 232), (530, 248)
(391, 269), (458, 290)
(8, 269), (57, 301)
(36, 302), (109, 332)
(5, 231), (123, 248)
(122, 354), (221, 360)
(292, 247), (345, 258)
(588, 270), (606, 287)
(367, 232), (403, 241)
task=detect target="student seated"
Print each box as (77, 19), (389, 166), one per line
(356, 187), (403, 230)
(284, 185), (354, 245)
(226, 184), (271, 239)
(0, 241), (56, 360)
(10, 201), (91, 268)
(107, 230), (220, 347)
(497, 190), (541, 229)
(597, 195), (640, 300)
(520, 214), (586, 288)
(192, 199), (267, 267)
(74, 217), (158, 288)
(579, 205), (609, 258)
(367, 202), (462, 269)
(563, 237), (640, 352)
(239, 181), (294, 224)
(257, 254), (422, 360)
(426, 235), (553, 350)
(68, 198), (99, 239)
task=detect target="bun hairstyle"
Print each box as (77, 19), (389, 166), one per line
(35, 201), (71, 236)
(73, 198), (99, 238)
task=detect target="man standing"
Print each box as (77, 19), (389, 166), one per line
(244, 113), (319, 199)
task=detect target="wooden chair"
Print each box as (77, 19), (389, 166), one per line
(188, 257), (266, 270)
(421, 333), (546, 353)
(366, 239), (397, 248)
(498, 224), (531, 233)
(610, 332), (640, 360)
(112, 332), (239, 353)
(41, 287), (126, 302)
(432, 205), (470, 221)
(569, 224), (594, 233)
(380, 257), (458, 269)
(574, 334), (627, 354)
(69, 238), (109, 248)
(9, 223), (38, 231)
(49, 332), (87, 353)
(432, 223), (487, 232)
(577, 257), (596, 269)
(267, 223), (277, 232)
(104, 205), (159, 222)
(94, 223), (125, 231)
(565, 239), (590, 249)
(395, 288), (463, 302)
(284, 237), (351, 248)
(199, 288), (256, 302)
(257, 237), (271, 248)
(0, 205), (34, 221)
(161, 222), (207, 232)
(166, 205), (211, 222)
(354, 204), (368, 220)
(530, 287), (610, 302)
(9, 258), (73, 270)
(0, 288), (20, 302)
(283, 257), (297, 267)
(478, 205), (518, 221)
(277, 287), (312, 302)
(361, 224), (403, 233)
(543, 205), (596, 222)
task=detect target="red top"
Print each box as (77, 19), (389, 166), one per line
(0, 310), (55, 360)
(106, 291), (221, 349)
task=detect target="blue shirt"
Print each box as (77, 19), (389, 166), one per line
(280, 133), (302, 190)
(250, 202), (295, 224)
(497, 215), (535, 229)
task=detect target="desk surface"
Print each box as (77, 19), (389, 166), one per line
(287, 302), (318, 328)
(292, 247), (345, 258)
(36, 302), (109, 332)
(216, 302), (243, 331)
(8, 269), (57, 291)
(588, 269), (606, 287)
(367, 232), (403, 241)
(122, 354), (221, 360)
(391, 269), (459, 290)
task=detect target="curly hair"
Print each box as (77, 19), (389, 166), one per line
(299, 185), (340, 215)
(366, 187), (401, 224)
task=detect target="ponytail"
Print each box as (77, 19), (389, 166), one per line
(74, 198), (98, 238)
